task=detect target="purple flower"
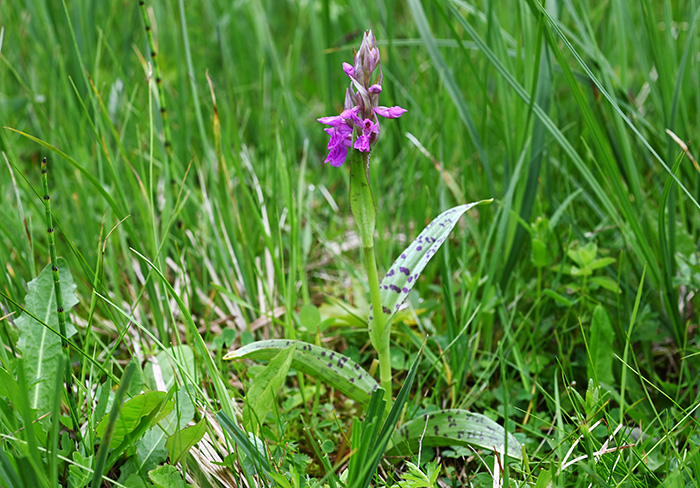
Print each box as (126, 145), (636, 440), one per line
(354, 117), (379, 152)
(318, 112), (354, 167)
(319, 29), (406, 167)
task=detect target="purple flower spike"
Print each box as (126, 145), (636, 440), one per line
(374, 106), (407, 119)
(318, 29), (407, 166)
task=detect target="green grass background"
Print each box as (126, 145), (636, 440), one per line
(1, 0), (699, 486)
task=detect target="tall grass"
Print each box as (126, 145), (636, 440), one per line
(1, 0), (699, 485)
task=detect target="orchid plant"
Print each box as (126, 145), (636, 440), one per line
(223, 29), (520, 466)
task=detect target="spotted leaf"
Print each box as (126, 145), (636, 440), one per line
(389, 409), (522, 459)
(224, 340), (378, 406)
(369, 201), (491, 341)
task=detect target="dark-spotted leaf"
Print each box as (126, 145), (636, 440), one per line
(242, 344), (295, 431)
(389, 409), (522, 459)
(166, 417), (207, 464)
(224, 340), (378, 406)
(16, 258), (78, 413)
(368, 202), (491, 344)
(96, 391), (174, 448)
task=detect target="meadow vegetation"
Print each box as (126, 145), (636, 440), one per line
(0, 1), (699, 486)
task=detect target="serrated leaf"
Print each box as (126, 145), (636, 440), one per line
(166, 418), (207, 464)
(96, 391), (174, 448)
(243, 344), (295, 432)
(16, 258), (78, 413)
(389, 409), (522, 459)
(369, 202), (491, 342)
(224, 340), (378, 406)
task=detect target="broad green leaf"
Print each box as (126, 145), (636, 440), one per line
(588, 305), (615, 385)
(149, 464), (186, 488)
(67, 452), (92, 488)
(242, 344), (295, 431)
(0, 367), (20, 401)
(144, 345), (196, 392)
(158, 389), (195, 436)
(16, 258), (78, 413)
(134, 427), (168, 475)
(96, 391), (174, 448)
(369, 202), (491, 344)
(299, 304), (322, 332)
(588, 257), (616, 271)
(224, 340), (378, 406)
(388, 409), (522, 459)
(543, 289), (575, 307)
(590, 276), (621, 294)
(166, 417), (207, 464)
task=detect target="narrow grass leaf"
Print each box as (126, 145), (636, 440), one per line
(390, 409), (522, 460)
(91, 361), (137, 488)
(369, 201), (491, 345)
(348, 349), (422, 488)
(16, 257), (78, 414)
(215, 411), (272, 480)
(225, 339), (379, 406)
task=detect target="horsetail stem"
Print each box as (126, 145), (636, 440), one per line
(139, 0), (172, 153)
(41, 158), (66, 342)
(41, 157), (82, 442)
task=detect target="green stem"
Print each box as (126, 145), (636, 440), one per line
(349, 149), (392, 403)
(41, 158), (82, 442)
(363, 245), (391, 396)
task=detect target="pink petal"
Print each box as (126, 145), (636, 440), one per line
(374, 106), (407, 119)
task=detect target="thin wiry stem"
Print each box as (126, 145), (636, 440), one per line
(41, 157), (82, 442)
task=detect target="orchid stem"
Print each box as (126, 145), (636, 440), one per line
(362, 244), (392, 399)
(350, 149), (392, 406)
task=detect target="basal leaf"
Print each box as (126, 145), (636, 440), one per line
(96, 391), (174, 448)
(166, 417), (207, 464)
(389, 409), (522, 459)
(134, 427), (169, 475)
(224, 340), (379, 406)
(242, 344), (295, 431)
(149, 464), (185, 488)
(368, 202), (491, 343)
(16, 258), (78, 414)
(588, 305), (615, 385)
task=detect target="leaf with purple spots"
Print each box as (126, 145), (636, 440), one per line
(224, 340), (379, 406)
(388, 409), (522, 459)
(369, 201), (491, 344)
